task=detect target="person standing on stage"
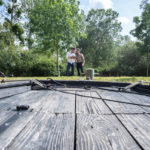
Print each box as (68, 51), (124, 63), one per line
(76, 48), (85, 76)
(66, 48), (76, 76)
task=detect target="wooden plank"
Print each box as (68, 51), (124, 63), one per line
(120, 92), (150, 111)
(0, 90), (75, 150)
(118, 92), (150, 113)
(118, 114), (150, 150)
(6, 113), (75, 150)
(0, 91), (50, 111)
(0, 111), (37, 150)
(99, 91), (131, 102)
(0, 91), (54, 149)
(105, 101), (147, 114)
(98, 91), (149, 114)
(99, 90), (150, 107)
(41, 91), (75, 113)
(0, 86), (31, 99)
(76, 92), (112, 114)
(119, 92), (150, 105)
(77, 114), (140, 150)
(0, 91), (50, 125)
(0, 90), (74, 127)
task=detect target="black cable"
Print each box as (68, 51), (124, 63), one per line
(33, 79), (150, 108)
(74, 91), (77, 150)
(48, 87), (150, 108)
(47, 79), (150, 97)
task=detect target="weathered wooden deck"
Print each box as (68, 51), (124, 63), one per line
(0, 81), (150, 150)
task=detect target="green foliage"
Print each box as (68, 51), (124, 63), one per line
(30, 58), (57, 76)
(140, 0), (149, 9)
(12, 24), (24, 44)
(12, 0), (17, 3)
(12, 24), (24, 35)
(0, 48), (62, 76)
(27, 0), (85, 76)
(0, 0), (24, 45)
(8, 7), (12, 14)
(29, 0), (84, 52)
(16, 9), (22, 18)
(79, 9), (122, 69)
(116, 42), (144, 75)
(21, 0), (35, 49)
(0, 0), (3, 6)
(0, 24), (14, 47)
(1, 0), (150, 77)
(131, 3), (150, 76)
(131, 3), (150, 44)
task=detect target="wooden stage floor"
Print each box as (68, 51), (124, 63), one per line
(0, 87), (150, 150)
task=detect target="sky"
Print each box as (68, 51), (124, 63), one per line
(79, 0), (142, 40)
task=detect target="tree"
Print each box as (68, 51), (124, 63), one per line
(21, 0), (35, 49)
(29, 0), (84, 76)
(0, 0), (24, 45)
(0, 23), (14, 48)
(131, 3), (150, 76)
(78, 9), (122, 72)
(116, 41), (146, 76)
(140, 0), (150, 9)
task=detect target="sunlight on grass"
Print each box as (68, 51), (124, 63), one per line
(0, 76), (150, 83)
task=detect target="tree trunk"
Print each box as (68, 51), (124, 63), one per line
(57, 48), (60, 77)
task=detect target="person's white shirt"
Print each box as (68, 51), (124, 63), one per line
(66, 51), (76, 64)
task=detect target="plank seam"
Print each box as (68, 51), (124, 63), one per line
(73, 91), (77, 150)
(118, 92), (150, 113)
(96, 91), (145, 150)
(48, 89), (150, 108)
(76, 112), (150, 115)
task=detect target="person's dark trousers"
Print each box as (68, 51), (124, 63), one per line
(66, 63), (75, 76)
(77, 62), (84, 76)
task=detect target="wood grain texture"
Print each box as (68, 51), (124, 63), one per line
(98, 91), (149, 114)
(0, 111), (37, 150)
(0, 86), (31, 99)
(1, 87), (150, 150)
(76, 114), (140, 150)
(41, 91), (75, 113)
(118, 92), (150, 113)
(118, 114), (150, 150)
(119, 92), (150, 105)
(76, 92), (112, 114)
(0, 91), (53, 150)
(0, 90), (75, 150)
(6, 113), (75, 150)
(99, 91), (131, 102)
(0, 90), (51, 125)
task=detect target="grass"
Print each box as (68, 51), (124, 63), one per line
(0, 76), (150, 83)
